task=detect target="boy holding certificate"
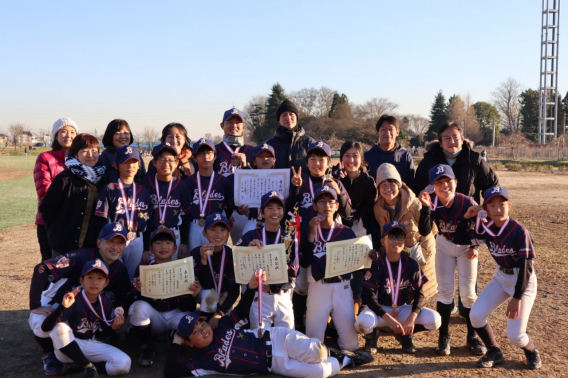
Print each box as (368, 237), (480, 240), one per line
(164, 272), (373, 378)
(355, 221), (441, 354)
(235, 191), (296, 329)
(185, 139), (236, 251)
(129, 227), (201, 368)
(300, 186), (359, 352)
(142, 143), (192, 261)
(189, 213), (240, 328)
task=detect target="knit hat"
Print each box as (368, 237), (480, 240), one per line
(276, 99), (299, 121)
(52, 118), (78, 141)
(376, 163), (402, 188)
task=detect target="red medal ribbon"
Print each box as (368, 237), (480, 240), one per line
(81, 290), (112, 326)
(197, 172), (215, 217)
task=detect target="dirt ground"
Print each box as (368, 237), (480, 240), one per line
(0, 171), (567, 377)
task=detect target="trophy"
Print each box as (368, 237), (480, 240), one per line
(283, 204), (300, 263)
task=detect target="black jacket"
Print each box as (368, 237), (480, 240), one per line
(413, 141), (498, 204)
(332, 165), (378, 229)
(39, 169), (106, 253)
(265, 125), (315, 170)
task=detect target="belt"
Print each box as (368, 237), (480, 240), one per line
(322, 277), (342, 284)
(266, 287), (290, 295)
(264, 330), (272, 369)
(499, 266), (515, 275)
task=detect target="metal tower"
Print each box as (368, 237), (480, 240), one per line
(538, 0), (561, 144)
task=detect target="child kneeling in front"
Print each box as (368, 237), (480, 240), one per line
(41, 259), (130, 377)
(129, 226), (201, 368)
(355, 221), (441, 354)
(163, 272), (373, 378)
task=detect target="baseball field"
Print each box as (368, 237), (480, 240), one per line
(0, 155), (567, 377)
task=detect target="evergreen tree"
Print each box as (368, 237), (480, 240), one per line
(328, 93), (349, 118)
(254, 83), (287, 143)
(473, 101), (501, 142)
(427, 90), (448, 140)
(519, 89), (539, 142)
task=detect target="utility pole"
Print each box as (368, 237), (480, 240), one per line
(492, 120), (496, 147)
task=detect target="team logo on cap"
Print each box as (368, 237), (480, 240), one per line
(322, 185), (331, 191)
(316, 141), (324, 147)
(262, 143), (269, 149)
(185, 315), (194, 323)
(232, 109), (238, 114)
(269, 191), (278, 197)
(93, 259), (103, 268)
(491, 186), (501, 193)
(436, 166), (445, 174)
(113, 224), (123, 232)
(125, 146), (132, 154)
(392, 221), (399, 226)
(165, 142), (171, 146)
(214, 213), (222, 221)
(198, 138), (205, 144)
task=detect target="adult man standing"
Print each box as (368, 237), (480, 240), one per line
(364, 115), (415, 188)
(266, 99), (315, 170)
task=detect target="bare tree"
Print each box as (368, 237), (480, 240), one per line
(142, 126), (160, 149)
(446, 94), (483, 142)
(212, 135), (223, 144)
(491, 77), (522, 132)
(353, 98), (399, 123)
(8, 123), (25, 150)
(498, 131), (529, 159)
(242, 95), (268, 144)
(314, 87), (336, 118)
(404, 114), (430, 135)
(289, 88), (319, 118)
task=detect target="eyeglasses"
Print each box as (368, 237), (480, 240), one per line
(317, 200), (337, 207)
(386, 235), (405, 242)
(442, 134), (461, 142)
(157, 158), (178, 165)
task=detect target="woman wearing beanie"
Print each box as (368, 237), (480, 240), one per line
(362, 163), (438, 351)
(33, 118), (78, 260)
(40, 134), (107, 256)
(99, 119), (147, 184)
(265, 99), (315, 170)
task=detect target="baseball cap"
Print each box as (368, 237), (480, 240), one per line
(260, 191), (284, 210)
(115, 145), (140, 164)
(178, 313), (206, 339)
(253, 143), (275, 158)
(150, 226), (176, 244)
(428, 164), (455, 184)
(98, 222), (128, 241)
(483, 186), (510, 203)
(314, 186), (338, 202)
(152, 142), (178, 158)
(222, 108), (245, 123)
(308, 141), (331, 157)
(382, 221), (407, 237)
(204, 213), (230, 231)
(193, 138), (215, 154)
(81, 258), (110, 277)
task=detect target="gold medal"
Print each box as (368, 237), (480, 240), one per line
(127, 232), (136, 241)
(392, 304), (397, 308)
(198, 218), (206, 227)
(159, 220), (165, 225)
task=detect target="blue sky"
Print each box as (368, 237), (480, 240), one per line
(0, 1), (561, 140)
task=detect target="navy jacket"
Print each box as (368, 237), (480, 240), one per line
(364, 143), (415, 189)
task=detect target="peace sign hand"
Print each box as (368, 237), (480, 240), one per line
(334, 162), (346, 179)
(291, 166), (302, 187)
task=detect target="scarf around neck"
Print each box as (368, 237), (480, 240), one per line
(65, 155), (106, 184)
(222, 135), (244, 147)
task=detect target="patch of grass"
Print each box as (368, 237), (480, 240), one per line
(0, 175), (36, 230)
(0, 155), (36, 171)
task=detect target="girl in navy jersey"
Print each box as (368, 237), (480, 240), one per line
(301, 186), (359, 352)
(460, 186), (541, 369)
(417, 164), (485, 356)
(235, 191), (296, 329)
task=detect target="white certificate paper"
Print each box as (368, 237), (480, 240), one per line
(232, 244), (289, 285)
(139, 258), (195, 299)
(325, 235), (373, 278)
(234, 169), (290, 207)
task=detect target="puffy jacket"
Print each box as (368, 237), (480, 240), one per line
(332, 165), (378, 229)
(364, 143), (415, 189)
(266, 125), (315, 170)
(413, 140), (498, 204)
(98, 147), (147, 185)
(33, 150), (67, 225)
(39, 169), (106, 253)
(373, 183), (435, 262)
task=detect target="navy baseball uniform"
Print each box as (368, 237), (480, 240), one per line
(214, 142), (255, 177)
(165, 286), (344, 378)
(190, 245), (239, 317)
(300, 221), (359, 351)
(95, 182), (152, 278)
(143, 174), (191, 256)
(236, 227), (296, 328)
(355, 253), (440, 334)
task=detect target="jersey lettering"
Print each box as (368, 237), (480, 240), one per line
(150, 194), (181, 208)
(488, 241), (516, 257)
(300, 192), (313, 208)
(115, 197), (149, 213)
(192, 189), (225, 203)
(213, 330), (236, 369)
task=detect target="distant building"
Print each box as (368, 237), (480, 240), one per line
(19, 131), (37, 146)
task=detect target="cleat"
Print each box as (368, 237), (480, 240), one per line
(524, 349), (542, 369)
(363, 328), (379, 354)
(467, 336), (487, 356)
(138, 346), (155, 367)
(436, 336), (451, 356)
(42, 353), (62, 376)
(476, 347), (505, 368)
(328, 348), (373, 368)
(83, 364), (98, 378)
(401, 335), (417, 354)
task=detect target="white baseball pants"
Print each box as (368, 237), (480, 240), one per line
(50, 323), (130, 376)
(128, 301), (189, 334)
(269, 326), (340, 378)
(305, 280), (359, 351)
(188, 220), (208, 252)
(121, 235), (143, 280)
(355, 305), (441, 335)
(470, 268), (537, 348)
(250, 290), (294, 329)
(435, 234), (477, 308)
